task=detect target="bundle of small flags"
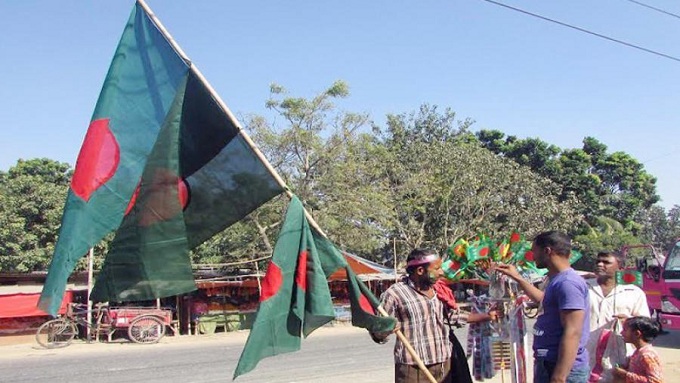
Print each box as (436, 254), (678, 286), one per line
(441, 232), (583, 281)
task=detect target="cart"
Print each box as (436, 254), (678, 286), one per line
(36, 303), (174, 349)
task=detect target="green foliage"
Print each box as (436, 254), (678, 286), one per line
(476, 131), (659, 229)
(573, 216), (641, 270)
(0, 159), (71, 272)
(634, 205), (680, 253)
(193, 81), (381, 263)
(374, 111), (581, 263)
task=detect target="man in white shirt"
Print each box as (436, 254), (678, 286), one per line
(587, 250), (650, 382)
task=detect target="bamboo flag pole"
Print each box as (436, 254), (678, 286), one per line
(137, 1), (435, 381)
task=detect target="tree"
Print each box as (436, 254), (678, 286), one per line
(0, 159), (71, 272)
(191, 81), (393, 263)
(476, 131), (659, 229)
(254, 81), (400, 255)
(573, 216), (640, 270)
(374, 110), (581, 262)
(635, 205), (680, 253)
(554, 148), (601, 220)
(594, 150), (658, 224)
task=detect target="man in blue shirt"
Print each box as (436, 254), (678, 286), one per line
(496, 231), (590, 383)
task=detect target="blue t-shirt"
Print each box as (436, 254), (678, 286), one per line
(533, 268), (590, 369)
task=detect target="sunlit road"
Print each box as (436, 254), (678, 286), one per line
(0, 325), (406, 383)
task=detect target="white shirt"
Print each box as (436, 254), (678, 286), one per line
(588, 279), (650, 329)
(587, 278), (650, 361)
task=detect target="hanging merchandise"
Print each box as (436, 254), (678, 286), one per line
(465, 271), (529, 383)
(443, 231), (583, 282)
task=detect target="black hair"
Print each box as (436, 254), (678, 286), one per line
(625, 316), (661, 342)
(405, 248), (437, 275)
(597, 250), (626, 269)
(533, 231), (572, 257)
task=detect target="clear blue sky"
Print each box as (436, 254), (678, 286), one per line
(1, 1), (678, 209)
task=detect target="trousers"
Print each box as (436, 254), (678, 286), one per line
(534, 358), (589, 383)
(395, 359), (452, 383)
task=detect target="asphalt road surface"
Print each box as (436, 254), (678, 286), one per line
(0, 325), (411, 383)
(2, 321), (679, 383)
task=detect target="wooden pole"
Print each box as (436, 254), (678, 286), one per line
(176, 294), (181, 335)
(393, 237), (398, 281)
(136, 1), (435, 380)
(254, 259), (262, 296)
(86, 248), (94, 340)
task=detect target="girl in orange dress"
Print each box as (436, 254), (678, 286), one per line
(612, 316), (663, 383)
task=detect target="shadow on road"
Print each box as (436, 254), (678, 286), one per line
(652, 329), (680, 348)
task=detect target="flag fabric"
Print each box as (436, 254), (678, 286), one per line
(233, 196), (395, 379)
(90, 68), (284, 304)
(39, 3), (189, 315)
(616, 270), (643, 287)
(40, 2), (284, 314)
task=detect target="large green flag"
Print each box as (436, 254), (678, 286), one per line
(40, 2), (284, 313)
(90, 68), (284, 303)
(233, 196), (395, 379)
(39, 2), (189, 315)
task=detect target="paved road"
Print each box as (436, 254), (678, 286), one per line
(0, 325), (404, 383)
(2, 322), (679, 382)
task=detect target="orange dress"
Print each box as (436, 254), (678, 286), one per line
(625, 344), (663, 383)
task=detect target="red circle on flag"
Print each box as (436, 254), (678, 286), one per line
(260, 262), (283, 302)
(359, 294), (375, 314)
(125, 183), (141, 215)
(295, 251), (308, 291)
(178, 178), (190, 209)
(71, 118), (120, 201)
(479, 247), (489, 257)
(622, 273), (637, 284)
(125, 177), (190, 217)
(525, 251), (534, 261)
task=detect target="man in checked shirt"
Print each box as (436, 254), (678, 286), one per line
(371, 248), (493, 383)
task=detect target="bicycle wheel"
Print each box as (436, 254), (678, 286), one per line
(128, 315), (165, 344)
(35, 319), (78, 349)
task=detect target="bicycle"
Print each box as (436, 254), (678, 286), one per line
(36, 303), (167, 349)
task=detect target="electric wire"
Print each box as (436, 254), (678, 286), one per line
(624, 0), (680, 20)
(479, 0), (680, 63)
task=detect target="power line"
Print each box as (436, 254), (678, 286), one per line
(479, 0), (680, 63)
(624, 0), (680, 20)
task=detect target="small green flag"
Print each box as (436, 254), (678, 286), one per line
(569, 250), (583, 265)
(233, 196), (395, 379)
(616, 270), (643, 287)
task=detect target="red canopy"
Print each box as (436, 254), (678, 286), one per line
(0, 291), (73, 318)
(328, 253), (393, 281)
